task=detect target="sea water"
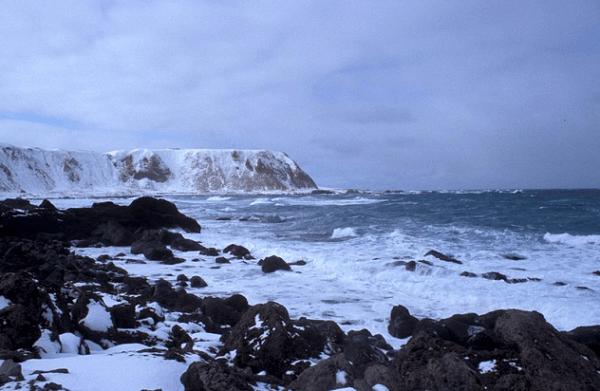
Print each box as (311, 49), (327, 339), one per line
(49, 189), (600, 343)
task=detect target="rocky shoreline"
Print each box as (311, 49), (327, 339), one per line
(1, 197), (599, 390)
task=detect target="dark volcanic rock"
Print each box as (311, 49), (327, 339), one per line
(110, 304), (137, 329)
(181, 361), (252, 391)
(151, 279), (202, 313)
(143, 245), (174, 261)
(38, 199), (57, 211)
(171, 237), (203, 252)
(0, 196), (201, 244)
(221, 302), (328, 378)
(201, 295), (249, 328)
(215, 257), (230, 264)
(566, 325), (600, 357)
(425, 249), (462, 264)
(223, 244), (252, 259)
(198, 245), (220, 256)
(189, 276), (208, 288)
(461, 271), (478, 277)
(388, 305), (419, 339)
(260, 256), (291, 273)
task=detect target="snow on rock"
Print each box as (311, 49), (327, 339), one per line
(59, 333), (84, 354)
(0, 295), (11, 310)
(80, 301), (113, 332)
(0, 144), (317, 196)
(33, 330), (61, 357)
(478, 359), (497, 373)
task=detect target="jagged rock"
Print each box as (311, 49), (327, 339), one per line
(388, 305), (418, 339)
(181, 361), (253, 391)
(260, 256), (291, 273)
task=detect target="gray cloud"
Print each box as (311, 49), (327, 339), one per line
(0, 0), (599, 189)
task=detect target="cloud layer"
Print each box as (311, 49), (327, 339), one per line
(1, 0), (599, 189)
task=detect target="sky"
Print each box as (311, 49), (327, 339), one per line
(0, 1), (599, 190)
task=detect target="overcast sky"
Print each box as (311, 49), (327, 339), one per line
(0, 1), (599, 190)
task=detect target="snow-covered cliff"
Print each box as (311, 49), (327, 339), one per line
(0, 144), (317, 196)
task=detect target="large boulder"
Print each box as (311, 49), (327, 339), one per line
(388, 305), (418, 339)
(223, 244), (252, 259)
(260, 256), (291, 273)
(221, 302), (326, 378)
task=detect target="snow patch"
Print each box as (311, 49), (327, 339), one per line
(478, 359), (496, 373)
(0, 295), (11, 310)
(80, 301), (113, 332)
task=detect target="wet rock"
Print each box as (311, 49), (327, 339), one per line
(289, 260), (307, 266)
(171, 237), (204, 252)
(482, 271), (508, 281)
(502, 253), (527, 261)
(260, 256), (291, 273)
(404, 260), (417, 272)
(388, 305), (419, 339)
(189, 276), (207, 288)
(425, 250), (462, 264)
(215, 257), (230, 264)
(461, 271), (478, 278)
(553, 281), (567, 286)
(143, 245), (174, 261)
(593, 271), (600, 277)
(223, 244), (253, 259)
(198, 245), (220, 256)
(181, 361), (253, 391)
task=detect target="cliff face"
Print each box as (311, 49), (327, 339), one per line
(0, 145), (317, 195)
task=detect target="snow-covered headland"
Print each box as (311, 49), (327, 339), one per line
(0, 144), (317, 197)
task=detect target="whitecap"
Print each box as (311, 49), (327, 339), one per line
(331, 227), (358, 239)
(543, 232), (600, 246)
(250, 198), (272, 206)
(206, 196), (231, 202)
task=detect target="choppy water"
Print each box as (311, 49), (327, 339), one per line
(51, 189), (600, 343)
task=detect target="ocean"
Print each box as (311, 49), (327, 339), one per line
(48, 189), (600, 344)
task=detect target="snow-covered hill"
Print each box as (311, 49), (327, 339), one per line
(0, 144), (317, 196)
